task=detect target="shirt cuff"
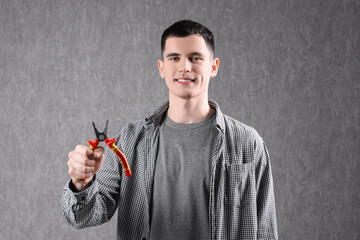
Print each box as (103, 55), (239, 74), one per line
(67, 175), (98, 204)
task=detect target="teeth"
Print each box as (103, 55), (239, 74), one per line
(177, 79), (193, 82)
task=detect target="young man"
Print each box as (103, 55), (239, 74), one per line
(62, 20), (278, 240)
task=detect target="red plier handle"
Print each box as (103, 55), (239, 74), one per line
(88, 139), (100, 150)
(105, 138), (132, 177)
(87, 137), (131, 177)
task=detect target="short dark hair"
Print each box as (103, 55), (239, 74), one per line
(161, 20), (215, 58)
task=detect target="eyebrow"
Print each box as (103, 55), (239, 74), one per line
(189, 52), (205, 57)
(165, 52), (205, 58)
(165, 53), (180, 58)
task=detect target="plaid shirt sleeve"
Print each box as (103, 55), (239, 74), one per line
(61, 146), (121, 229)
(255, 140), (278, 239)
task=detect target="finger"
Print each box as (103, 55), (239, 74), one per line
(93, 146), (105, 159)
(68, 150), (96, 167)
(68, 163), (93, 180)
(75, 144), (93, 157)
(68, 158), (95, 175)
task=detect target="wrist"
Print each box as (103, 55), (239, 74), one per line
(70, 177), (94, 192)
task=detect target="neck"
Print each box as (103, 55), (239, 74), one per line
(167, 95), (214, 124)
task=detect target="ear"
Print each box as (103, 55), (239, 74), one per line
(210, 58), (220, 77)
(158, 59), (165, 78)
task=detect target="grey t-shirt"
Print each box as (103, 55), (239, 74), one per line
(150, 112), (217, 240)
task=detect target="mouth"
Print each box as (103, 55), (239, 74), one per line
(175, 78), (195, 83)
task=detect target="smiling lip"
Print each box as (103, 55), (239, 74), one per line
(175, 78), (195, 85)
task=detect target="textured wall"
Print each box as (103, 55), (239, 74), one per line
(1, 0), (359, 239)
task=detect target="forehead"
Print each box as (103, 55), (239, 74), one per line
(164, 35), (211, 56)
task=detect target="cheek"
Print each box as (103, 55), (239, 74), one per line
(164, 70), (173, 80)
(164, 70), (174, 82)
(163, 64), (175, 77)
(196, 65), (212, 78)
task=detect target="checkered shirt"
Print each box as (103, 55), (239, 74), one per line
(62, 101), (278, 240)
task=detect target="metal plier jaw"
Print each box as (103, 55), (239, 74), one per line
(88, 120), (132, 177)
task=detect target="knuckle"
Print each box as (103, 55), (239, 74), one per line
(83, 158), (89, 166)
(83, 158), (95, 167)
(88, 159), (95, 167)
(75, 144), (84, 152)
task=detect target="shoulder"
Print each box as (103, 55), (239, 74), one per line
(111, 118), (148, 140)
(222, 114), (267, 161)
(111, 102), (168, 141)
(222, 114), (263, 144)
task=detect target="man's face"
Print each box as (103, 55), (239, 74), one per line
(158, 35), (219, 101)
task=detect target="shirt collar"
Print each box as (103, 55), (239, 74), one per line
(145, 100), (225, 134)
(209, 100), (225, 134)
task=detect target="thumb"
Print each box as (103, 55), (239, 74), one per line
(94, 146), (104, 159)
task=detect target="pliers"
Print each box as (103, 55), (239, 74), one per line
(87, 120), (132, 177)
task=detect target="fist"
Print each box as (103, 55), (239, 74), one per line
(67, 145), (104, 191)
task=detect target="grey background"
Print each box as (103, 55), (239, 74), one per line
(1, 0), (359, 239)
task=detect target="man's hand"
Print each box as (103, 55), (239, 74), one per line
(67, 145), (104, 192)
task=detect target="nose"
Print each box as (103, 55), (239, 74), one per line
(179, 58), (191, 73)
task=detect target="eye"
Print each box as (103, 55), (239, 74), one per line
(169, 57), (179, 62)
(191, 57), (202, 62)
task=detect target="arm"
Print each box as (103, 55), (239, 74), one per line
(255, 140), (278, 240)
(61, 146), (122, 229)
